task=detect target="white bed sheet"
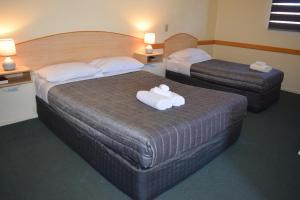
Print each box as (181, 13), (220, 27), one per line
(34, 69), (141, 103)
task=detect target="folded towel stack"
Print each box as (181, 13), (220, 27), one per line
(250, 61), (272, 73)
(136, 91), (173, 110)
(136, 84), (185, 110)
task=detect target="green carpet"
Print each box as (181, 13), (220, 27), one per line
(1, 91), (299, 200)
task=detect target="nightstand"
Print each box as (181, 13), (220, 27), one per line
(0, 66), (32, 88)
(0, 66), (37, 126)
(133, 51), (163, 64)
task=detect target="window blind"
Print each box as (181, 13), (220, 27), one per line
(269, 0), (300, 32)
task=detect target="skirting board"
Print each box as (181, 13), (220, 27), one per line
(281, 88), (300, 95)
(0, 114), (37, 127)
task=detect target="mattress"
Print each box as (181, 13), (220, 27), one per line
(47, 71), (247, 169)
(190, 59), (284, 93)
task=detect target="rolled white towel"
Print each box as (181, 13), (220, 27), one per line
(136, 91), (172, 111)
(150, 85), (185, 107)
(150, 87), (172, 97)
(256, 61), (266, 66)
(169, 92), (185, 107)
(250, 62), (272, 73)
(159, 84), (170, 92)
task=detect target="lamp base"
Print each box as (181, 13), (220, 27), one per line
(3, 57), (16, 71)
(145, 44), (153, 54)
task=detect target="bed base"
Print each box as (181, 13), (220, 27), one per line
(37, 96), (243, 200)
(166, 70), (281, 112)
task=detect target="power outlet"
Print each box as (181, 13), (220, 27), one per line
(165, 24), (169, 32)
(4, 86), (19, 92)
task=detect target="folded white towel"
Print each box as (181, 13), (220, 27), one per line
(136, 91), (172, 111)
(250, 61), (272, 73)
(150, 87), (172, 97)
(150, 85), (185, 107)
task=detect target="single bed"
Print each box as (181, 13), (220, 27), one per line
(164, 33), (284, 112)
(18, 31), (247, 200)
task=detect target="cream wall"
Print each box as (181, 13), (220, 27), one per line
(0, 0), (218, 43)
(0, 0), (299, 126)
(213, 0), (300, 94)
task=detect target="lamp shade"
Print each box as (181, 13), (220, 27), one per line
(144, 33), (155, 44)
(0, 39), (16, 56)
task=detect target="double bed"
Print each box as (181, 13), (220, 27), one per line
(36, 71), (246, 199)
(164, 33), (284, 112)
(17, 31), (247, 199)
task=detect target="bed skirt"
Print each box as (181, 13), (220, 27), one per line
(36, 96), (243, 200)
(166, 70), (281, 112)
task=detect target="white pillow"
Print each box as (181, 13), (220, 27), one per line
(168, 48), (211, 61)
(35, 62), (101, 83)
(90, 56), (144, 74)
(102, 68), (141, 77)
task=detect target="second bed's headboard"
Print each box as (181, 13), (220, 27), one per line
(164, 33), (198, 57)
(12, 31), (145, 71)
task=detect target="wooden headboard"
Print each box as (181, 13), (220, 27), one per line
(164, 33), (198, 57)
(9, 31), (144, 70)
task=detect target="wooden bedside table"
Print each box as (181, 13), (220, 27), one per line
(0, 66), (36, 126)
(0, 66), (32, 88)
(133, 51), (163, 64)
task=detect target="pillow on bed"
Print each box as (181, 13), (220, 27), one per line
(90, 56), (144, 74)
(168, 48), (211, 62)
(35, 62), (102, 83)
(102, 68), (142, 77)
